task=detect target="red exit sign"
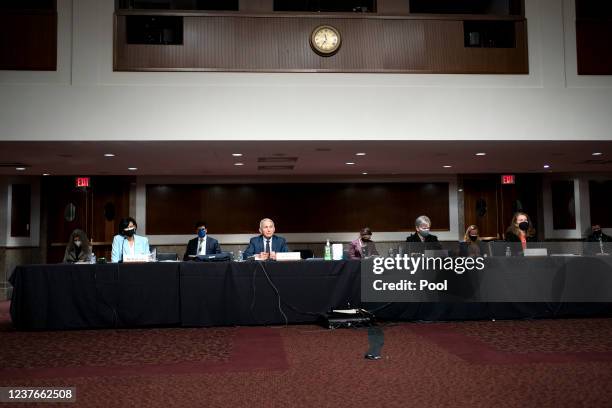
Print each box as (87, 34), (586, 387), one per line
(501, 175), (515, 185)
(76, 177), (90, 188)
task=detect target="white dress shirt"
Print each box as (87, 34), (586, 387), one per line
(197, 237), (208, 255)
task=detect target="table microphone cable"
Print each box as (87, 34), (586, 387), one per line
(253, 261), (289, 326)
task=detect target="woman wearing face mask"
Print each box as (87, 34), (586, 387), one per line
(406, 215), (442, 251)
(349, 227), (379, 259)
(63, 229), (92, 263)
(505, 212), (536, 250)
(111, 217), (150, 263)
(459, 225), (486, 257)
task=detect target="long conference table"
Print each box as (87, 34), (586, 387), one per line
(9, 258), (612, 330)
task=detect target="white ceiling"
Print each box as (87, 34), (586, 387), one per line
(1, 140), (611, 176)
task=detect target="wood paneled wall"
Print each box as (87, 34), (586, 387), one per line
(114, 14), (527, 73)
(462, 174), (541, 239)
(146, 182), (450, 234)
(0, 10), (57, 70)
(589, 180), (612, 227)
(576, 0), (612, 75)
(10, 184), (31, 237)
(43, 177), (132, 263)
(551, 180), (576, 230)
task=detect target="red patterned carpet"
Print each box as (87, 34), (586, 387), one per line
(2, 300), (612, 407)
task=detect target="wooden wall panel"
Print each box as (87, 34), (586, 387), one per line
(551, 180), (576, 230)
(114, 14), (527, 73)
(43, 177), (132, 263)
(11, 184), (31, 237)
(0, 11), (57, 70)
(589, 180), (612, 227)
(576, 21), (612, 75)
(146, 183), (450, 234)
(576, 0), (612, 74)
(462, 174), (541, 240)
(463, 177), (499, 238)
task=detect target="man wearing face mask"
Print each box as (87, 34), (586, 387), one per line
(406, 215), (442, 252)
(505, 211), (536, 250)
(183, 221), (222, 260)
(111, 217), (150, 263)
(586, 224), (612, 242)
(63, 229), (92, 263)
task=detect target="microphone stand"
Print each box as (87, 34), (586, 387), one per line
(599, 236), (609, 256)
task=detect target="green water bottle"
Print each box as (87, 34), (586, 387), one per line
(324, 239), (332, 260)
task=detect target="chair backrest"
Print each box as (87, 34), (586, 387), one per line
(157, 252), (178, 261)
(294, 249), (314, 259)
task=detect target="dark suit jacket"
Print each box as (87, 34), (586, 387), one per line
(405, 232), (442, 251)
(243, 235), (289, 259)
(505, 231), (537, 242)
(183, 236), (221, 260)
(586, 232), (612, 242)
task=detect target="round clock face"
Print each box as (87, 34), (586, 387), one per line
(310, 25), (341, 56)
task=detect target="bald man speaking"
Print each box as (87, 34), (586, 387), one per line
(243, 218), (289, 260)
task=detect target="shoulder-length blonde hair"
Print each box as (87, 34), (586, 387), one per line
(506, 212), (536, 237)
(463, 225), (480, 242)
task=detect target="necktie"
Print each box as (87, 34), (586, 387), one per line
(265, 239), (271, 254)
(198, 239), (204, 255)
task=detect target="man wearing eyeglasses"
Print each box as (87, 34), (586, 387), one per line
(243, 218), (289, 260)
(183, 221), (222, 261)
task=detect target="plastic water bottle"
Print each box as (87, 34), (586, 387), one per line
(237, 250), (243, 262)
(324, 239), (332, 260)
(505, 246), (511, 257)
(90, 252), (96, 264)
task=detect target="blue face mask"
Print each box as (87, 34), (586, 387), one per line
(197, 229), (206, 238)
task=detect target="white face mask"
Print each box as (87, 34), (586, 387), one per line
(74, 240), (82, 247)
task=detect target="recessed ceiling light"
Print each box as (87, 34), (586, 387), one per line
(475, 152), (486, 156)
(104, 153), (115, 157)
(42, 173), (50, 176)
(345, 162), (355, 165)
(458, 189), (463, 192)
(543, 164), (550, 169)
(232, 153), (243, 157)
(355, 153), (366, 156)
(234, 162), (244, 166)
(128, 167), (138, 171)
(16, 167), (26, 171)
(592, 152), (603, 156)
(362, 172), (368, 175)
(443, 165), (452, 168)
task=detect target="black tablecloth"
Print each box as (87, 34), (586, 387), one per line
(9, 263), (181, 330)
(9, 259), (612, 330)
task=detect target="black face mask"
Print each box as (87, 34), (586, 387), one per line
(518, 221), (529, 232)
(123, 228), (135, 237)
(593, 230), (602, 238)
(469, 235), (478, 242)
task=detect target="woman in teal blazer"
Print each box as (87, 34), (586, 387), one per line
(111, 217), (150, 263)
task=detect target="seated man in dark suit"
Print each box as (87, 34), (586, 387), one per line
(243, 218), (289, 260)
(406, 215), (442, 252)
(183, 221), (222, 260)
(586, 224), (612, 242)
